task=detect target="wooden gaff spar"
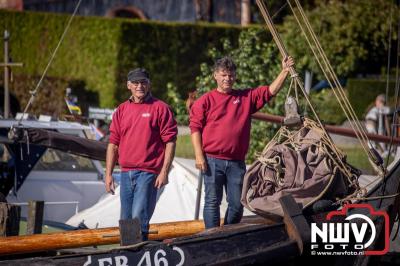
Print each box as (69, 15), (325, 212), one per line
(0, 219), (205, 256)
(0, 216), (272, 256)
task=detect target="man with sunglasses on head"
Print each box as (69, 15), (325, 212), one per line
(105, 68), (177, 240)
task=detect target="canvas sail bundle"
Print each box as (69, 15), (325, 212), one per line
(241, 119), (361, 218)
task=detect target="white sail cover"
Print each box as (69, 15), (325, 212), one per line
(67, 157), (252, 228)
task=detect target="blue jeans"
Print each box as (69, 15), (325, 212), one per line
(120, 170), (158, 240)
(203, 156), (246, 229)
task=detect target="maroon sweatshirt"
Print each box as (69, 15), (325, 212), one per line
(109, 96), (177, 174)
(189, 86), (271, 161)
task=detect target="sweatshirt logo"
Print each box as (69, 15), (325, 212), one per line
(233, 98), (240, 105)
(142, 113), (151, 117)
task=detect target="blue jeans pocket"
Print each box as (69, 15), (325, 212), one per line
(228, 160), (246, 185)
(204, 157), (216, 184)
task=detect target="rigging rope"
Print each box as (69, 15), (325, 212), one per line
(256, 0), (400, 207)
(254, 0), (400, 212)
(254, 117), (361, 208)
(286, 0), (400, 208)
(385, 1), (400, 172)
(286, 0), (376, 167)
(18, 0), (83, 125)
(380, 1), (400, 208)
(271, 2), (288, 20)
(256, 0), (353, 178)
(386, 4), (394, 103)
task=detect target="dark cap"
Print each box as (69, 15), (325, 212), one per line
(127, 68), (150, 82)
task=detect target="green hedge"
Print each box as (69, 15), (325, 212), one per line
(347, 79), (396, 119)
(116, 21), (240, 103)
(0, 10), (121, 108)
(8, 74), (69, 116)
(0, 10), (240, 109)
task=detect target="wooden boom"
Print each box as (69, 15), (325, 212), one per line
(0, 219), (205, 255)
(0, 216), (273, 256)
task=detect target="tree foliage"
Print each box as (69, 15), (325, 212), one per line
(281, 0), (397, 78)
(0, 10), (241, 108)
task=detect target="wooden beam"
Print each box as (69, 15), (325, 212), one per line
(279, 195), (310, 254)
(26, 201), (44, 235)
(0, 219), (206, 255)
(241, 0), (251, 26)
(0, 203), (20, 237)
(0, 221), (299, 265)
(0, 216), (273, 256)
(2, 30), (23, 119)
(119, 218), (141, 246)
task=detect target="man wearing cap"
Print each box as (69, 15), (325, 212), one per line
(190, 56), (294, 229)
(105, 68), (177, 239)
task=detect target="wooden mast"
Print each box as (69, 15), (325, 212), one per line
(1, 30), (23, 118)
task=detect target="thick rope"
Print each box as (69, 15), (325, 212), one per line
(386, 4), (394, 102)
(271, 2), (288, 20)
(287, 0), (375, 164)
(257, 117), (400, 207)
(257, 0), (399, 205)
(256, 0), (353, 177)
(380, 5), (400, 207)
(287, 5), (373, 164)
(294, 0), (383, 163)
(257, 1), (396, 206)
(290, 0), (368, 138)
(292, 0), (372, 147)
(384, 5), (400, 172)
(256, 119), (360, 205)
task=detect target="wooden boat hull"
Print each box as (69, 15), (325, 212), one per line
(0, 217), (275, 256)
(1, 131), (399, 265)
(0, 222), (299, 266)
(0, 197), (303, 266)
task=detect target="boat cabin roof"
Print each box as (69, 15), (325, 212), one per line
(0, 119), (91, 131)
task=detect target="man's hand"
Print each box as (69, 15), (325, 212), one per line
(105, 143), (118, 195)
(105, 174), (115, 195)
(195, 154), (207, 173)
(155, 171), (169, 189)
(282, 56), (295, 72)
(191, 131), (207, 172)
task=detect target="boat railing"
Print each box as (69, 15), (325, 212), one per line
(13, 201), (80, 214)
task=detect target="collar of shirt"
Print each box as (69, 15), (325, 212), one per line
(129, 93), (152, 104)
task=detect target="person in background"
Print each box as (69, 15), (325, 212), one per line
(366, 94), (391, 153)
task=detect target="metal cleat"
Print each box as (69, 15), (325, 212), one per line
(283, 96), (302, 127)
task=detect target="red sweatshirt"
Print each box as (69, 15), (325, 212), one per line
(189, 86), (271, 161)
(109, 96), (177, 174)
